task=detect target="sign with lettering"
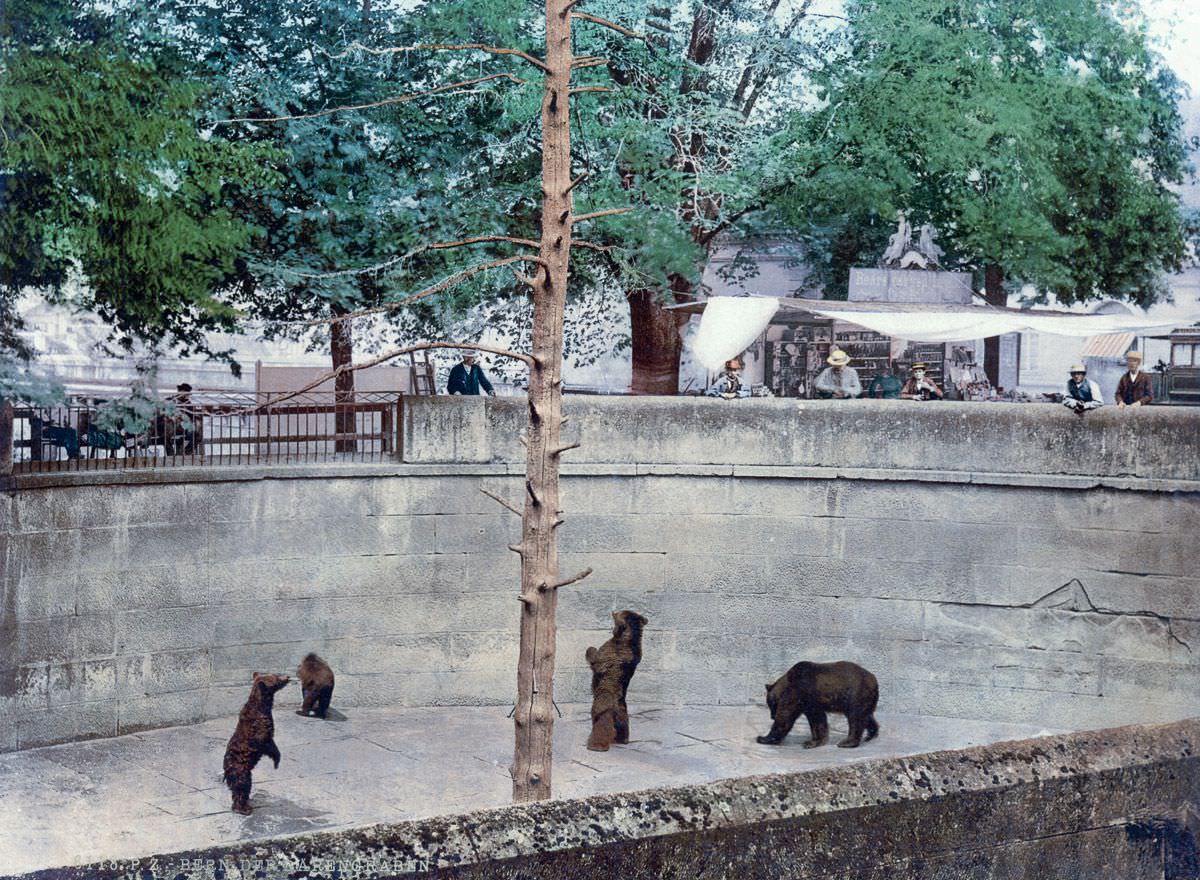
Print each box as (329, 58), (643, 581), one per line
(848, 268), (973, 304)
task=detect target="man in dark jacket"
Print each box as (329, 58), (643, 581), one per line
(447, 352), (495, 396)
(1115, 350), (1152, 408)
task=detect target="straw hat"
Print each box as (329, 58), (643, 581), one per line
(1124, 350), (1142, 361)
(826, 350), (851, 367)
(910, 362), (928, 371)
(1069, 364), (1086, 373)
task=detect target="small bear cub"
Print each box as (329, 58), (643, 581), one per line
(757, 660), (879, 749)
(223, 672), (289, 814)
(586, 610), (648, 752)
(295, 653), (335, 719)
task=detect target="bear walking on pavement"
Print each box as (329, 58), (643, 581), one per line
(757, 660), (879, 749)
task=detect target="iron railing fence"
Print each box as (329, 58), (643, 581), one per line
(10, 391), (404, 473)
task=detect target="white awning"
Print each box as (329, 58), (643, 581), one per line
(675, 296), (1189, 371)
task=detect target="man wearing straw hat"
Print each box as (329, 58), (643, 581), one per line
(1114, 350), (1152, 408)
(901, 362), (943, 401)
(1063, 364), (1103, 415)
(814, 348), (862, 399)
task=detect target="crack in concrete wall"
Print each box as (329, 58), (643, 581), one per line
(936, 578), (1195, 652)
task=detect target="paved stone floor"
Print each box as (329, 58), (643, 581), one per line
(0, 705), (1064, 876)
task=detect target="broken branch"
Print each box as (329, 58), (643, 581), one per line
(571, 56), (609, 70)
(551, 441), (580, 456)
(271, 235), (539, 282)
(238, 341), (531, 413)
(565, 172), (589, 193)
(213, 74), (525, 125)
(481, 488), (523, 517)
(300, 256), (548, 326)
(570, 12), (646, 41)
(571, 240), (614, 253)
(573, 207), (633, 224)
(331, 40), (551, 74)
(511, 266), (541, 288)
(568, 86), (612, 96)
(553, 568), (593, 589)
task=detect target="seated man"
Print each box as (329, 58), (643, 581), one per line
(901, 362), (943, 400)
(167, 384), (198, 455)
(867, 363), (903, 399)
(814, 350), (862, 399)
(706, 357), (751, 399)
(41, 421), (81, 460)
(1063, 363), (1103, 415)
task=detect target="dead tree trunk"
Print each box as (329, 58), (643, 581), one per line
(512, 0), (573, 803)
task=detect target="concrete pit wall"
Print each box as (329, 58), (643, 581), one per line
(1, 398), (1198, 751)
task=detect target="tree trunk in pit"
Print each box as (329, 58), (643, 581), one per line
(512, 0), (571, 803)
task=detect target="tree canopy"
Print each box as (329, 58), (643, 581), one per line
(781, 0), (1196, 306)
(0, 0), (279, 389)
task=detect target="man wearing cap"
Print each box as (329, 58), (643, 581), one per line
(1114, 350), (1152, 408)
(901, 363), (943, 400)
(706, 357), (751, 399)
(814, 349), (862, 399)
(1063, 364), (1103, 415)
(447, 351), (496, 396)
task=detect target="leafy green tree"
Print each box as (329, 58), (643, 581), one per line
(778, 0), (1194, 381)
(0, 0), (279, 378)
(549, 0), (844, 393)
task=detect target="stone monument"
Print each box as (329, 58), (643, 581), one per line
(848, 214), (971, 304)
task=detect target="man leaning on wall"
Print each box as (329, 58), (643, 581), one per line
(814, 349), (862, 399)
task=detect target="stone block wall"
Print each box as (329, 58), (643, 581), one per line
(1, 398), (1198, 751)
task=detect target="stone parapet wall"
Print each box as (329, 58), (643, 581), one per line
(2, 450), (1197, 751)
(402, 395), (1200, 480)
(12, 719), (1199, 880)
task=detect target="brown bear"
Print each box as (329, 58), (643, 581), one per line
(295, 653), (335, 719)
(223, 672), (289, 815)
(756, 660), (879, 749)
(585, 610), (648, 752)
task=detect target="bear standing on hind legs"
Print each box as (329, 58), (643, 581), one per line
(223, 672), (289, 815)
(295, 653), (335, 719)
(757, 660), (879, 749)
(586, 610), (648, 752)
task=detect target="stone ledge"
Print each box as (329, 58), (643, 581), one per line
(10, 462), (1199, 495)
(12, 717), (1197, 880)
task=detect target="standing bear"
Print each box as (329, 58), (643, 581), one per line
(223, 672), (289, 815)
(757, 660), (879, 748)
(586, 610), (648, 752)
(295, 653), (335, 719)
